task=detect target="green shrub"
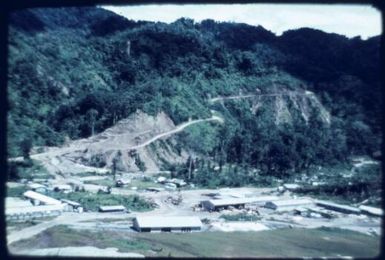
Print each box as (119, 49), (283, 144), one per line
(7, 186), (27, 197)
(220, 213), (261, 222)
(48, 192), (154, 212)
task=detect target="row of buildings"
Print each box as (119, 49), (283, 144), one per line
(6, 190), (83, 221)
(7, 189), (382, 232)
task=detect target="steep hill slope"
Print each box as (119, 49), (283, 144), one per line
(18, 111), (221, 174)
(7, 6), (381, 177)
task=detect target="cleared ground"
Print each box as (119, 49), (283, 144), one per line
(8, 225), (380, 258)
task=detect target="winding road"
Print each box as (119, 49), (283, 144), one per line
(129, 115), (223, 150)
(208, 91), (312, 103)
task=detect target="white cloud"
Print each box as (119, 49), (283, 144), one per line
(102, 4), (381, 39)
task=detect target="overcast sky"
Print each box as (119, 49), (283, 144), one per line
(102, 4), (381, 39)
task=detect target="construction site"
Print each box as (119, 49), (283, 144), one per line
(5, 102), (382, 257)
(6, 169), (382, 255)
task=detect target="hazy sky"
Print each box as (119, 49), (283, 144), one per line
(102, 4), (381, 39)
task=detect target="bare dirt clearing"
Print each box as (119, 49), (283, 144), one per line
(13, 111), (223, 177)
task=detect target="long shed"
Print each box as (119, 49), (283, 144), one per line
(315, 200), (360, 214)
(359, 205), (383, 217)
(264, 199), (314, 211)
(23, 190), (62, 205)
(6, 204), (64, 221)
(133, 216), (202, 232)
(98, 205), (126, 212)
(201, 196), (279, 211)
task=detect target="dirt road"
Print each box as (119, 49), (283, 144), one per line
(9, 114), (224, 177)
(129, 115), (223, 150)
(209, 92), (311, 103)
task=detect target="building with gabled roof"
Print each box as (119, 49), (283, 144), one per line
(315, 200), (360, 214)
(98, 205), (126, 212)
(133, 216), (202, 232)
(264, 199), (314, 211)
(23, 190), (61, 205)
(201, 196), (279, 211)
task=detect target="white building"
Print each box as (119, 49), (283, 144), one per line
(264, 199), (314, 211)
(359, 205), (383, 217)
(61, 199), (83, 212)
(201, 196), (279, 211)
(315, 200), (360, 214)
(23, 190), (62, 206)
(4, 191), (67, 220)
(98, 205), (126, 212)
(283, 183), (301, 191)
(6, 204), (65, 221)
(27, 183), (48, 193)
(133, 216), (202, 232)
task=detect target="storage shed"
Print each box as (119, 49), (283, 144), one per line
(27, 183), (48, 193)
(23, 190), (62, 206)
(201, 196), (279, 211)
(315, 200), (360, 214)
(61, 199), (83, 212)
(98, 205), (126, 212)
(359, 205), (383, 217)
(6, 204), (65, 221)
(264, 199), (314, 211)
(133, 216), (202, 232)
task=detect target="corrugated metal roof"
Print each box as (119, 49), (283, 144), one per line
(207, 196), (279, 207)
(53, 184), (72, 190)
(267, 199), (313, 207)
(359, 205), (383, 216)
(23, 190), (62, 205)
(283, 184), (300, 189)
(99, 205), (126, 211)
(61, 199), (81, 206)
(6, 204), (64, 215)
(315, 200), (360, 213)
(27, 183), (46, 189)
(135, 216), (202, 228)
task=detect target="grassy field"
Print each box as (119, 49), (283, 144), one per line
(9, 226), (380, 258)
(72, 171), (108, 177)
(129, 179), (163, 190)
(7, 220), (38, 233)
(7, 217), (57, 232)
(7, 186), (27, 197)
(83, 178), (115, 187)
(47, 191), (154, 212)
(83, 178), (164, 190)
(135, 228), (381, 257)
(79, 217), (134, 223)
(8, 225), (150, 254)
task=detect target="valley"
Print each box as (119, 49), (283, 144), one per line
(5, 5), (382, 258)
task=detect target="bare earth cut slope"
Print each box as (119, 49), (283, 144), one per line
(210, 89), (330, 125)
(27, 110), (222, 175)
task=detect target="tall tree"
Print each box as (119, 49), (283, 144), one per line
(20, 138), (32, 161)
(86, 109), (99, 136)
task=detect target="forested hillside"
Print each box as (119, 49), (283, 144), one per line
(7, 6), (381, 179)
